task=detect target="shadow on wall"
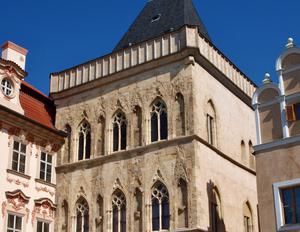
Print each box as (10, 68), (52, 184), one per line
(206, 181), (227, 232)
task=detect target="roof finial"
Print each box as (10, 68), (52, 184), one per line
(286, 37), (294, 49)
(262, 73), (272, 84)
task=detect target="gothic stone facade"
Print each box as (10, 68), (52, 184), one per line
(52, 27), (258, 232)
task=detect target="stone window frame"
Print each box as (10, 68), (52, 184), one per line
(0, 76), (16, 99)
(38, 150), (54, 183)
(76, 197), (89, 232)
(36, 218), (51, 232)
(8, 137), (29, 175)
(77, 120), (91, 161)
(273, 178), (300, 231)
(6, 212), (23, 232)
(112, 110), (127, 152)
(112, 189), (127, 232)
(151, 181), (170, 231)
(150, 98), (168, 143)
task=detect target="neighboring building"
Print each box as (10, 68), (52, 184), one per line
(252, 38), (300, 232)
(0, 41), (65, 232)
(51, 0), (259, 232)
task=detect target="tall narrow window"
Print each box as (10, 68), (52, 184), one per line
(241, 140), (246, 161)
(39, 152), (52, 182)
(96, 195), (104, 231)
(37, 221), (50, 232)
(152, 182), (170, 231)
(175, 93), (185, 136)
(97, 116), (105, 156)
(62, 200), (69, 231)
(178, 178), (188, 228)
(210, 189), (222, 232)
(243, 202), (253, 232)
(113, 112), (127, 152)
(76, 198), (89, 232)
(12, 140), (26, 173)
(112, 190), (126, 232)
(133, 106), (142, 147)
(78, 121), (91, 161)
(151, 99), (168, 142)
(249, 141), (255, 169)
(134, 188), (143, 232)
(207, 114), (214, 145)
(65, 124), (72, 163)
(7, 214), (22, 232)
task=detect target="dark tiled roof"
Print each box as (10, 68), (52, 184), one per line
(114, 0), (210, 51)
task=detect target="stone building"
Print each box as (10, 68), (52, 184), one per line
(252, 38), (300, 232)
(0, 41), (65, 231)
(51, 0), (258, 231)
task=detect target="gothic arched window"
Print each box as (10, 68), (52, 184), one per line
(113, 112), (127, 152)
(243, 201), (253, 232)
(78, 121), (91, 161)
(112, 190), (126, 232)
(151, 99), (168, 142)
(207, 100), (216, 146)
(76, 198), (89, 232)
(152, 182), (170, 231)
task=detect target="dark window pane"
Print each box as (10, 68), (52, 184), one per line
(86, 132), (91, 159)
(21, 144), (26, 153)
(44, 223), (50, 232)
(7, 215), (14, 228)
(151, 113), (158, 142)
(37, 221), (43, 232)
(41, 152), (46, 161)
(121, 207), (126, 232)
(12, 160), (18, 172)
(84, 214), (89, 231)
(282, 189), (294, 224)
(15, 215), (22, 229)
(40, 170), (45, 180)
(295, 188), (300, 223)
(46, 172), (52, 182)
(162, 198), (170, 229)
(160, 111), (168, 140)
(20, 154), (26, 166)
(113, 207), (119, 232)
(78, 133), (84, 160)
(113, 123), (119, 152)
(13, 141), (19, 151)
(47, 154), (52, 163)
(121, 123), (127, 150)
(76, 213), (82, 232)
(152, 198), (159, 230)
(295, 104), (300, 120)
(19, 162), (25, 173)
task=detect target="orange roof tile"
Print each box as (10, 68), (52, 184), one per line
(19, 81), (56, 129)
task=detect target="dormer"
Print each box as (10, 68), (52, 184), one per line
(0, 41), (28, 114)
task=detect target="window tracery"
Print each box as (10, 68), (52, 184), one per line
(78, 121), (91, 161)
(151, 100), (168, 142)
(112, 190), (126, 232)
(113, 112), (127, 152)
(76, 198), (89, 232)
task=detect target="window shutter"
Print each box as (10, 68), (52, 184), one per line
(286, 105), (296, 121)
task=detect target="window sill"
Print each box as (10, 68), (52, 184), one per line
(6, 169), (31, 180)
(278, 224), (300, 231)
(35, 178), (56, 188)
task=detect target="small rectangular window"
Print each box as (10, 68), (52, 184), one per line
(11, 140), (26, 173)
(37, 221), (50, 232)
(7, 214), (22, 232)
(39, 152), (52, 182)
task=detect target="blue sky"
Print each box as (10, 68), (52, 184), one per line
(1, 0), (299, 94)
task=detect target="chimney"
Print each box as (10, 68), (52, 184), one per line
(1, 41), (28, 70)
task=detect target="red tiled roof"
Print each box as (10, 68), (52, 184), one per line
(19, 81), (56, 129)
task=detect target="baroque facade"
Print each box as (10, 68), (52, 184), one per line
(0, 41), (65, 232)
(253, 38), (300, 232)
(51, 1), (259, 232)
